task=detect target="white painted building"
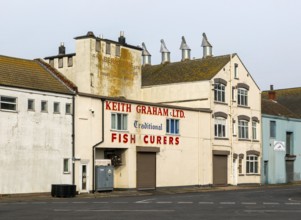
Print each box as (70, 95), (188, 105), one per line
(0, 55), (76, 194)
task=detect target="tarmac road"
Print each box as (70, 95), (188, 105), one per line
(1, 184), (301, 219)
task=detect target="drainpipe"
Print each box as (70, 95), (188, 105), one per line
(92, 98), (105, 192)
(72, 95), (75, 185)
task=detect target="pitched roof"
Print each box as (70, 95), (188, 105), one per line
(142, 54), (231, 86)
(261, 99), (299, 118)
(262, 87), (301, 117)
(0, 55), (76, 95)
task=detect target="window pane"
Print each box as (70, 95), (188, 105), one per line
(111, 114), (116, 129)
(166, 119), (170, 133)
(117, 114), (122, 130)
(123, 114), (128, 130)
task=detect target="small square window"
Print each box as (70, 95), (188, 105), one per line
(66, 103), (72, 114)
(54, 102), (60, 113)
(63, 158), (70, 173)
(166, 118), (180, 135)
(28, 99), (35, 111)
(41, 101), (48, 112)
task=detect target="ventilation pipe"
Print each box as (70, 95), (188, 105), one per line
(180, 36), (191, 61)
(118, 31), (126, 45)
(160, 39), (170, 64)
(142, 42), (151, 65)
(201, 33), (212, 58)
(59, 42), (65, 55)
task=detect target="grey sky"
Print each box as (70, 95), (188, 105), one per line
(1, 0), (300, 91)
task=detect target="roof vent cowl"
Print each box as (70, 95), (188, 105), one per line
(201, 33), (212, 58)
(180, 36), (191, 61)
(142, 42), (151, 65)
(160, 39), (170, 64)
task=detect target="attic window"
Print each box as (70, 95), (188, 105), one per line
(234, 63), (239, 79)
(58, 58), (63, 68)
(96, 40), (100, 52)
(68, 57), (73, 67)
(49, 59), (54, 67)
(106, 43), (111, 55)
(116, 45), (121, 57)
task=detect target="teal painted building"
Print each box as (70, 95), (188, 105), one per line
(261, 87), (301, 184)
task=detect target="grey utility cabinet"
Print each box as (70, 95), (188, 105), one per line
(95, 165), (114, 191)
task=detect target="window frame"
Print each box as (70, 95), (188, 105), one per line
(63, 158), (70, 174)
(270, 120), (276, 138)
(106, 42), (111, 55)
(115, 45), (121, 57)
(166, 118), (180, 135)
(252, 121), (257, 140)
(237, 88), (248, 106)
(234, 63), (239, 79)
(53, 102), (60, 114)
(214, 117), (227, 138)
(111, 113), (128, 131)
(246, 155), (259, 174)
(238, 120), (249, 139)
(214, 83), (226, 103)
(58, 58), (63, 68)
(65, 103), (72, 114)
(27, 99), (35, 111)
(41, 100), (48, 112)
(68, 57), (73, 67)
(0, 95), (17, 111)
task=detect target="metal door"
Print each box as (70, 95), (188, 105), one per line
(95, 166), (114, 191)
(213, 155), (228, 185)
(137, 152), (156, 190)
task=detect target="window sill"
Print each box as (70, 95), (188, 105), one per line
(238, 139), (251, 142)
(214, 137), (229, 140)
(246, 174), (260, 176)
(63, 172), (71, 175)
(237, 105), (250, 109)
(0, 109), (18, 113)
(239, 174), (245, 176)
(214, 101), (228, 106)
(252, 140), (260, 142)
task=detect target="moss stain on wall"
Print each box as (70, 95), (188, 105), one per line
(97, 48), (135, 97)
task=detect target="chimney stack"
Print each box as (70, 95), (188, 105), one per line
(160, 39), (170, 64)
(118, 31), (126, 45)
(180, 36), (191, 61)
(142, 42), (151, 65)
(201, 33), (212, 58)
(268, 85), (276, 100)
(58, 42), (65, 55)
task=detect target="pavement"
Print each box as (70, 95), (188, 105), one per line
(1, 182), (301, 202)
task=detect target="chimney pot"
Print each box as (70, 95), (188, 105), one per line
(118, 31), (126, 45)
(58, 42), (65, 55)
(268, 85), (276, 100)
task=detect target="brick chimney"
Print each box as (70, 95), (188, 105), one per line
(268, 85), (276, 100)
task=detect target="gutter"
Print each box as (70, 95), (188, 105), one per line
(92, 98), (105, 192)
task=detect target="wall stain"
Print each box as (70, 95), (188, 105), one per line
(97, 48), (135, 97)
